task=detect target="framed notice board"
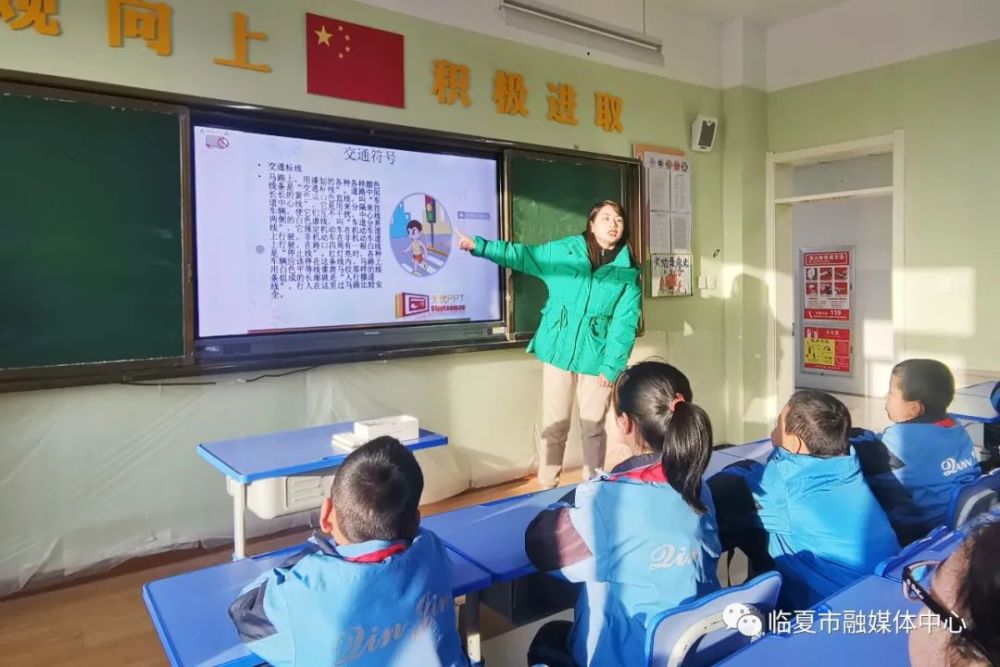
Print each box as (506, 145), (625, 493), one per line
(634, 143), (693, 298)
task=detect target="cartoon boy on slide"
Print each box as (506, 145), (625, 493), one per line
(406, 220), (430, 274)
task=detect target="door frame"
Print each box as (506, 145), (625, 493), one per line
(764, 130), (905, 416)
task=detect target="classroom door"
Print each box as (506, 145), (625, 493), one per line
(793, 196), (893, 396)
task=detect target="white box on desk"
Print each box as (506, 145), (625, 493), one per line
(353, 415), (419, 442)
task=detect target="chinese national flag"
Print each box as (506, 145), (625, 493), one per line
(305, 13), (405, 108)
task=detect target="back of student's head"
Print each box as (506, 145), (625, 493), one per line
(613, 360), (712, 514)
(953, 519), (1000, 664)
(784, 390), (852, 457)
(893, 359), (956, 416)
(330, 436), (424, 543)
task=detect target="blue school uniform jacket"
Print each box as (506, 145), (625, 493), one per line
(991, 382), (1000, 412)
(854, 417), (980, 543)
(228, 529), (468, 667)
(525, 454), (721, 667)
(719, 446), (899, 611)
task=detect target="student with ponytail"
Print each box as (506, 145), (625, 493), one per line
(523, 361), (721, 667)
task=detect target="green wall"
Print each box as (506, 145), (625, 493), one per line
(0, 0), (730, 429)
(722, 86), (769, 441)
(1, 0), (995, 453)
(768, 39), (1000, 371)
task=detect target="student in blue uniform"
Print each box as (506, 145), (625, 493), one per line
(710, 390), (899, 611)
(228, 437), (468, 667)
(853, 359), (981, 544)
(524, 361), (721, 667)
(986, 381), (1000, 471)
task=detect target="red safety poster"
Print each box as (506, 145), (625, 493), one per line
(803, 326), (852, 373)
(803, 250), (851, 321)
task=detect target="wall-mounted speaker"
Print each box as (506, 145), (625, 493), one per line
(691, 115), (718, 153)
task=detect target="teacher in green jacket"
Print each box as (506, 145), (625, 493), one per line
(457, 200), (642, 488)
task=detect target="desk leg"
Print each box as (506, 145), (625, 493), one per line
(233, 482), (247, 561)
(459, 592), (482, 665)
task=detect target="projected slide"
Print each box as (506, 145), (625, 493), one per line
(194, 127), (501, 338)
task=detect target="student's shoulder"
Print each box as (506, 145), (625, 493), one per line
(253, 543), (325, 592)
(570, 477), (605, 503)
(414, 527), (452, 560)
(876, 421), (906, 445)
(416, 526), (445, 545)
(275, 542), (322, 570)
(566, 476), (636, 516)
(883, 418), (968, 446)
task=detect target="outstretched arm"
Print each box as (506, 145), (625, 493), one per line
(456, 227), (553, 279)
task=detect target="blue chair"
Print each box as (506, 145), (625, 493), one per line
(875, 525), (960, 581)
(645, 572), (782, 667)
(948, 468), (1000, 529)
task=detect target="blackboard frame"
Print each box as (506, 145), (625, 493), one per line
(503, 149), (644, 341)
(0, 81), (195, 388)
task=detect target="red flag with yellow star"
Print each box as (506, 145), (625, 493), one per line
(305, 13), (405, 108)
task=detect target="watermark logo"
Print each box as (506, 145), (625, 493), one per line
(395, 292), (429, 318)
(395, 293), (466, 318)
(724, 603), (764, 638)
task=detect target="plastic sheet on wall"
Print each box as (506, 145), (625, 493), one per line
(0, 333), (671, 595)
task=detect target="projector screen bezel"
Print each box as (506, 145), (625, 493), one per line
(190, 109), (508, 364)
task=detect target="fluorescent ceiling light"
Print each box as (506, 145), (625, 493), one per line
(501, 0), (664, 65)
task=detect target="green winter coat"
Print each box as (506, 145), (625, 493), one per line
(473, 234), (642, 381)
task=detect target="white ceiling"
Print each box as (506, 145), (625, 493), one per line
(661, 0), (848, 26)
(537, 0), (851, 34)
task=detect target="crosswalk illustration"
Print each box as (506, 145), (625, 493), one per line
(400, 246), (447, 275)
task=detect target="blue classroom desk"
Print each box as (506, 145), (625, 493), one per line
(422, 486), (571, 582)
(143, 542), (491, 667)
(714, 439), (773, 465)
(706, 441), (771, 476)
(949, 390), (999, 425)
(957, 380), (998, 398)
(718, 575), (922, 666)
(422, 444), (770, 582)
(197, 424), (448, 559)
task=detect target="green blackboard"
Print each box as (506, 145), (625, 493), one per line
(0, 87), (187, 372)
(509, 153), (626, 335)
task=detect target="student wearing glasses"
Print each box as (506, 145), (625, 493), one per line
(906, 519), (1000, 666)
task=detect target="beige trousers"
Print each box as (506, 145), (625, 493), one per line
(536, 363), (612, 487)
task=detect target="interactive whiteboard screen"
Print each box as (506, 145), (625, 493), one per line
(193, 125), (501, 339)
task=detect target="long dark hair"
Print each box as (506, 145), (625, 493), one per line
(953, 520), (1000, 665)
(613, 361), (712, 513)
(582, 200), (636, 269)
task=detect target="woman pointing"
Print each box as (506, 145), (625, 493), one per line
(458, 200), (642, 487)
